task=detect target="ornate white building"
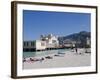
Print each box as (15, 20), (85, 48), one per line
(40, 34), (59, 48)
(23, 34), (59, 51)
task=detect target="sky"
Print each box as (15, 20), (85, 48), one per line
(23, 10), (91, 41)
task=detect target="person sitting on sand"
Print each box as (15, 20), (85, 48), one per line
(41, 57), (44, 60)
(23, 58), (26, 62)
(45, 56), (52, 59)
(54, 54), (60, 56)
(30, 58), (34, 61)
(40, 57), (44, 62)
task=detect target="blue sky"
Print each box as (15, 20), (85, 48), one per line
(23, 10), (91, 41)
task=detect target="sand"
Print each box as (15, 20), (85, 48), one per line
(23, 48), (91, 69)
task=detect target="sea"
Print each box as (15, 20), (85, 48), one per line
(23, 49), (70, 58)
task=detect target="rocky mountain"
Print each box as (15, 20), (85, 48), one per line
(58, 31), (91, 47)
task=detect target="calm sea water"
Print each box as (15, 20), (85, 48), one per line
(23, 49), (70, 58)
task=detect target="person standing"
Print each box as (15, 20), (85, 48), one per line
(75, 44), (78, 53)
(75, 48), (78, 53)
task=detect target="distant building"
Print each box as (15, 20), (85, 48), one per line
(24, 34), (86, 51)
(23, 41), (35, 48)
(23, 41), (35, 51)
(63, 39), (76, 48)
(86, 37), (91, 47)
(23, 34), (59, 51)
(40, 34), (59, 48)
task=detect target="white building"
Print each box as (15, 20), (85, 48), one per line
(63, 39), (76, 48)
(35, 40), (46, 50)
(23, 34), (59, 51)
(40, 34), (59, 48)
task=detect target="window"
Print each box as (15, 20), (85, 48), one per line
(31, 42), (35, 46)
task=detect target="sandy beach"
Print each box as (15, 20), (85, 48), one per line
(23, 48), (91, 69)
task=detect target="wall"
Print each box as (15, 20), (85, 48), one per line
(36, 40), (46, 50)
(0, 0), (100, 80)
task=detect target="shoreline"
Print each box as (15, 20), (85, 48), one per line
(23, 48), (91, 69)
(23, 47), (75, 52)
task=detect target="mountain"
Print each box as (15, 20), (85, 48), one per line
(58, 31), (91, 47)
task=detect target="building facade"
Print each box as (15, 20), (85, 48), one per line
(62, 39), (76, 48)
(40, 34), (59, 48)
(23, 34), (59, 51)
(35, 40), (46, 50)
(86, 37), (91, 48)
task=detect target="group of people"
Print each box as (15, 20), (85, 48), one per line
(23, 53), (65, 63)
(23, 55), (53, 63)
